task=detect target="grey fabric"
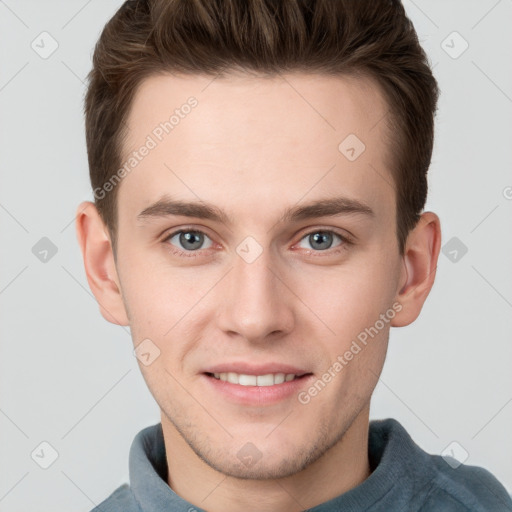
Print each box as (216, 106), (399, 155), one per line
(91, 418), (512, 511)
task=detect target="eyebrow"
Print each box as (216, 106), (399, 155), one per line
(136, 195), (375, 225)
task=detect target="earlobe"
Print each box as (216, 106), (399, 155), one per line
(75, 201), (130, 326)
(391, 212), (441, 327)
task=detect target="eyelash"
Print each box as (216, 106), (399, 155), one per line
(161, 227), (354, 258)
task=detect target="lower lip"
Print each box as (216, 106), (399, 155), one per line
(201, 373), (314, 406)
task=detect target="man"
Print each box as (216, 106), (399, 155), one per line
(75, 0), (512, 510)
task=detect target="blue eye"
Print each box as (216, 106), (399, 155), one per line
(297, 231), (345, 251)
(163, 228), (351, 258)
(166, 230), (213, 252)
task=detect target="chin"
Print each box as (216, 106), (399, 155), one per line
(203, 452), (310, 481)
(192, 432), (334, 481)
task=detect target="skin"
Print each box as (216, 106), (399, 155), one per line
(76, 72), (441, 511)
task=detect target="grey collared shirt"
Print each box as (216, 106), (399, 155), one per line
(91, 418), (512, 511)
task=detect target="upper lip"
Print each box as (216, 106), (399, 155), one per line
(203, 362), (311, 376)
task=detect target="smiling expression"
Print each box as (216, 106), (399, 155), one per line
(105, 71), (406, 479)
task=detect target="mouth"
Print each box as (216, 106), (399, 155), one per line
(201, 362), (314, 405)
(202, 370), (314, 405)
(204, 371), (311, 386)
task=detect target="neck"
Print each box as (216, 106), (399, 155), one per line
(162, 406), (372, 512)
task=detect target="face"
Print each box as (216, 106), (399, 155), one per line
(111, 72), (404, 478)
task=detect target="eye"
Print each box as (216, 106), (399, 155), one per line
(165, 229), (213, 254)
(296, 230), (349, 252)
(162, 227), (352, 258)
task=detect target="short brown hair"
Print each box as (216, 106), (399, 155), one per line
(84, 0), (439, 257)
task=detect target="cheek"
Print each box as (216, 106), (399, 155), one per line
(117, 250), (215, 350)
(302, 261), (395, 407)
(301, 256), (398, 339)
(116, 253), (172, 338)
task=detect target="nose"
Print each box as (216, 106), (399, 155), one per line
(216, 245), (295, 344)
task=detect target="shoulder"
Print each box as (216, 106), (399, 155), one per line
(369, 418), (512, 511)
(89, 484), (141, 512)
(418, 454), (512, 511)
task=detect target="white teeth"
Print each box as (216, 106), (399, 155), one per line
(256, 374), (274, 386)
(212, 372), (298, 386)
(274, 373), (285, 384)
(227, 372), (238, 384)
(239, 374), (257, 386)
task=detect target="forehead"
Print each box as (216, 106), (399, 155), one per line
(118, 71), (393, 224)
(125, 71), (386, 147)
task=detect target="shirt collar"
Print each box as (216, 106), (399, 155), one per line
(128, 418), (433, 511)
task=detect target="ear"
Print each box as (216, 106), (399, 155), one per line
(75, 201), (130, 326)
(391, 211), (441, 327)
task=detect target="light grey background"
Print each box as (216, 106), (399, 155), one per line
(0, 0), (511, 510)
